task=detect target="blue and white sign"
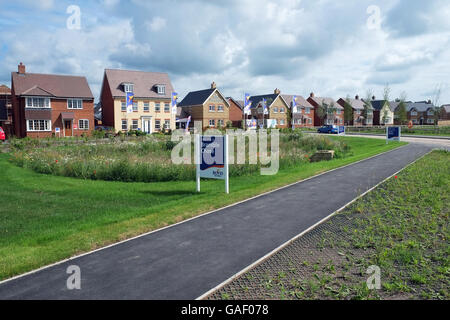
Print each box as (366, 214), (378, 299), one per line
(386, 126), (401, 142)
(337, 126), (345, 135)
(55, 127), (60, 133)
(196, 135), (229, 193)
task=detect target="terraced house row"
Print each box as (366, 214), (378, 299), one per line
(2, 62), (449, 138)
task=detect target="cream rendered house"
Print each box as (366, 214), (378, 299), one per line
(100, 69), (176, 133)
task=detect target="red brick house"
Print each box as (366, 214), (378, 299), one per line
(308, 93), (344, 127)
(282, 94), (315, 127)
(226, 97), (244, 128)
(0, 84), (13, 137)
(11, 63), (94, 138)
(337, 95), (373, 126)
(440, 105), (450, 121)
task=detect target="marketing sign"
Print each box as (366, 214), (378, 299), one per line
(196, 135), (229, 193)
(386, 126), (401, 142)
(126, 92), (134, 114)
(266, 119), (277, 129)
(337, 126), (345, 135)
(246, 119), (257, 129)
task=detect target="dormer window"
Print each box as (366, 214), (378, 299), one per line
(156, 85), (165, 95)
(123, 83), (134, 93)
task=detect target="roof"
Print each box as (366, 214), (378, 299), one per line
(282, 94), (314, 109)
(226, 97), (244, 110)
(248, 93), (289, 109)
(405, 101), (436, 112)
(176, 106), (190, 118)
(441, 104), (450, 112)
(338, 97), (367, 110)
(103, 69), (174, 99)
(0, 84), (11, 95)
(178, 88), (215, 107)
(11, 72), (93, 99)
(308, 96), (343, 109)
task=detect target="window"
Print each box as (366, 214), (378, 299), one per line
(280, 119), (285, 125)
(217, 105), (224, 112)
(68, 99), (83, 109)
(124, 83), (134, 93)
(26, 97), (50, 108)
(411, 111), (418, 116)
(258, 107), (263, 114)
(27, 119), (51, 131)
(121, 101), (126, 112)
(209, 105), (215, 112)
(308, 118), (312, 124)
(157, 85), (165, 95)
(121, 119), (128, 131)
(305, 107), (311, 114)
(144, 102), (150, 112)
(279, 107), (285, 113)
(218, 119), (224, 127)
(133, 102), (138, 112)
(427, 118), (434, 124)
(78, 119), (89, 130)
(209, 119), (215, 127)
(295, 106), (301, 113)
(132, 119), (139, 130)
(412, 119), (418, 124)
(164, 120), (170, 129)
(336, 109), (341, 115)
(155, 103), (161, 112)
(164, 103), (170, 112)
(427, 110), (434, 116)
(356, 110), (361, 115)
(273, 107), (278, 113)
(155, 119), (161, 130)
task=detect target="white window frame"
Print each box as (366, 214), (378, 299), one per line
(78, 119), (89, 130)
(157, 85), (165, 95)
(279, 107), (285, 113)
(273, 107), (278, 113)
(131, 119), (139, 130)
(280, 119), (285, 125)
(427, 118), (434, 124)
(217, 119), (224, 127)
(121, 102), (126, 112)
(67, 99), (83, 110)
(155, 119), (161, 130)
(27, 119), (52, 132)
(209, 105), (215, 112)
(209, 119), (215, 127)
(217, 105), (224, 112)
(336, 109), (341, 115)
(164, 120), (170, 129)
(164, 103), (170, 112)
(411, 111), (418, 116)
(26, 97), (51, 108)
(124, 83), (134, 93)
(121, 119), (128, 131)
(143, 102), (150, 112)
(132, 102), (138, 112)
(305, 107), (311, 114)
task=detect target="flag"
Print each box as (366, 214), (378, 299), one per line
(126, 92), (134, 114)
(292, 95), (297, 109)
(262, 98), (268, 115)
(171, 92), (178, 114)
(244, 93), (251, 115)
(185, 115), (191, 133)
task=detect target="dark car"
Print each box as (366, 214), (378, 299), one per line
(317, 125), (338, 134)
(0, 127), (5, 141)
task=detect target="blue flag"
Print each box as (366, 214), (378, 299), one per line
(171, 92), (178, 114)
(126, 92), (134, 114)
(244, 93), (251, 115)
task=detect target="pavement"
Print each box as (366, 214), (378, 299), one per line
(0, 140), (445, 300)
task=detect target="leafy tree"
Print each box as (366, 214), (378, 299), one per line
(382, 84), (391, 125)
(316, 100), (337, 125)
(363, 90), (374, 125)
(396, 92), (408, 125)
(343, 96), (354, 125)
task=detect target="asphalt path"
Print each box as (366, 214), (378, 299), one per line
(0, 142), (436, 299)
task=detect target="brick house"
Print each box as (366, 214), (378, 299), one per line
(11, 63), (94, 138)
(403, 101), (438, 125)
(369, 98), (396, 126)
(100, 69), (176, 133)
(282, 94), (315, 127)
(248, 89), (290, 128)
(226, 97), (244, 128)
(337, 95), (373, 126)
(0, 84), (13, 137)
(440, 105), (450, 121)
(178, 82), (230, 129)
(307, 93), (343, 127)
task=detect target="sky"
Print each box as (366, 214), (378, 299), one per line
(0, 0), (449, 105)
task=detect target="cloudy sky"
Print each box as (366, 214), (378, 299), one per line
(0, 0), (449, 104)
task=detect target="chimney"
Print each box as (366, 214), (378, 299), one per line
(211, 81), (216, 89)
(372, 95), (376, 100)
(274, 88), (280, 95)
(355, 95), (359, 100)
(310, 92), (314, 98)
(427, 99), (431, 104)
(18, 62), (25, 74)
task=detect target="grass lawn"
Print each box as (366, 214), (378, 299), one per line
(346, 126), (450, 137)
(0, 137), (405, 281)
(209, 150), (449, 300)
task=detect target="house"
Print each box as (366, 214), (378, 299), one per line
(337, 95), (373, 126)
(226, 97), (244, 128)
(0, 84), (13, 137)
(248, 89), (290, 128)
(100, 69), (176, 133)
(11, 63), (94, 138)
(307, 93), (343, 127)
(282, 94), (315, 127)
(440, 105), (450, 121)
(402, 101), (438, 125)
(178, 82), (230, 129)
(368, 97), (396, 125)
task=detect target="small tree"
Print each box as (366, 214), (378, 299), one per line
(363, 90), (374, 125)
(344, 96), (354, 125)
(382, 84), (391, 125)
(396, 92), (408, 125)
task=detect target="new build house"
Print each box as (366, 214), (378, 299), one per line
(178, 82), (230, 129)
(337, 95), (373, 126)
(248, 89), (290, 128)
(369, 98), (396, 125)
(402, 101), (438, 125)
(282, 94), (315, 127)
(11, 63), (94, 138)
(0, 84), (13, 137)
(226, 97), (244, 128)
(307, 93), (343, 127)
(100, 69), (176, 133)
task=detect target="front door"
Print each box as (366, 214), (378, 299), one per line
(64, 120), (72, 137)
(142, 118), (152, 134)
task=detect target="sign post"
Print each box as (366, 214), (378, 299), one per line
(386, 126), (401, 144)
(337, 125), (345, 135)
(196, 135), (229, 194)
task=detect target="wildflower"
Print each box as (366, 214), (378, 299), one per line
(55, 160), (58, 163)
(394, 175), (398, 179)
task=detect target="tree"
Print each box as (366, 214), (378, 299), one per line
(344, 96), (354, 125)
(431, 83), (443, 125)
(382, 84), (391, 125)
(316, 100), (337, 125)
(396, 92), (408, 125)
(363, 90), (374, 125)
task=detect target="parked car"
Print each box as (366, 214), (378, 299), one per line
(0, 127), (5, 141)
(317, 125), (338, 134)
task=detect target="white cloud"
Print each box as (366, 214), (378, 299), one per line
(146, 17), (166, 32)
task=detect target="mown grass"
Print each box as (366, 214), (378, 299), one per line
(0, 137), (405, 281)
(346, 125), (450, 137)
(211, 150), (449, 300)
